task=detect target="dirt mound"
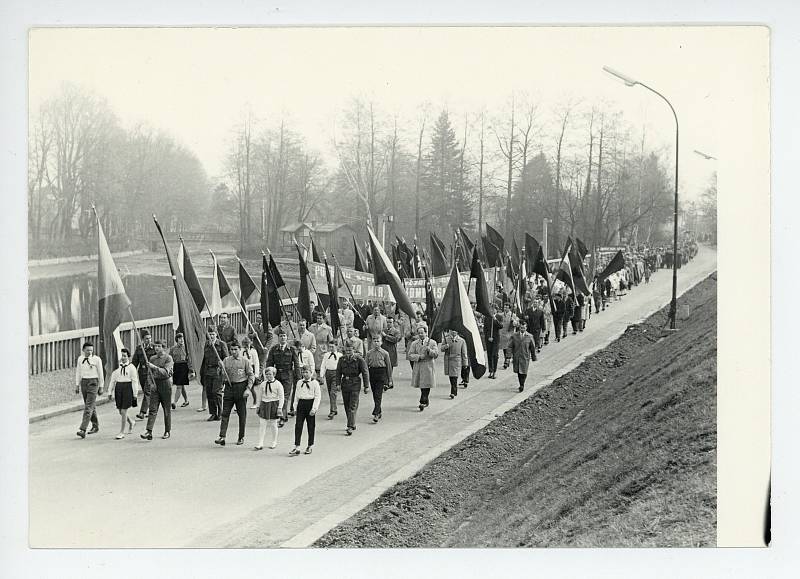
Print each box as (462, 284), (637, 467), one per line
(315, 274), (717, 548)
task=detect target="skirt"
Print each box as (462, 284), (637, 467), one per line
(173, 361), (190, 386)
(114, 381), (135, 410)
(257, 400), (280, 420)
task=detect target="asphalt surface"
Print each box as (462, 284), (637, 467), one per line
(28, 246), (717, 548)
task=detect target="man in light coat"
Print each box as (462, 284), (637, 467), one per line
(510, 320), (537, 393)
(407, 325), (440, 411)
(441, 330), (468, 399)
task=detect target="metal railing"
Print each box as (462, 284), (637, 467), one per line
(28, 299), (297, 376)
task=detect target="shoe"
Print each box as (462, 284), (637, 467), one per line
(304, 446), (313, 455)
(449, 394), (455, 400)
(278, 420), (285, 428)
(327, 413), (335, 420)
(76, 430), (86, 439)
(140, 431), (153, 441)
(377, 413), (382, 420)
(206, 415), (216, 422)
(518, 385), (524, 392)
(171, 403), (176, 410)
(88, 427), (99, 435)
(250, 405), (257, 410)
(213, 416), (221, 421)
(373, 415), (379, 423)
(162, 432), (170, 439)
(253, 446), (263, 451)
(269, 442), (277, 449)
(115, 433), (125, 439)
(181, 401), (190, 407)
(383, 385), (389, 391)
(288, 411), (295, 417)
(196, 408), (206, 412)
(419, 404), (425, 411)
(236, 438), (244, 445)
(346, 427), (353, 436)
(463, 383), (468, 389)
(289, 448), (301, 456)
(136, 414), (145, 420)
(215, 437), (226, 446)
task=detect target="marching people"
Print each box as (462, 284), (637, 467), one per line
(217, 312), (238, 351)
(407, 325), (439, 411)
(254, 366), (284, 450)
(215, 341), (254, 447)
(200, 327), (229, 422)
(552, 292), (565, 342)
(335, 341), (370, 435)
(592, 280), (602, 314)
(140, 339), (174, 441)
(509, 320), (537, 393)
(107, 348), (139, 439)
(265, 328), (301, 426)
(319, 339), (342, 419)
(289, 365), (322, 455)
(562, 291), (575, 339)
(296, 318), (317, 357)
(240, 336), (261, 409)
(344, 324), (364, 357)
(131, 329), (155, 420)
(74, 341), (105, 438)
(441, 329), (468, 399)
(525, 299), (546, 353)
(295, 338), (315, 407)
(248, 311), (273, 373)
(169, 332), (192, 409)
(484, 303), (503, 379)
(365, 335), (392, 422)
(309, 311), (334, 378)
(571, 293), (584, 335)
(499, 302), (515, 369)
(339, 301), (355, 332)
(365, 305), (387, 350)
(381, 316), (402, 372)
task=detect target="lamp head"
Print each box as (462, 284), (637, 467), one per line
(603, 66), (638, 87)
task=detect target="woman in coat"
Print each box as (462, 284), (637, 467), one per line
(509, 320), (537, 393)
(498, 302), (516, 370)
(407, 325), (440, 411)
(441, 330), (468, 399)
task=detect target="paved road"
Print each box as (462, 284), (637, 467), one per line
(29, 246), (717, 547)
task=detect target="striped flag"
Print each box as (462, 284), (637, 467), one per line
(210, 251), (233, 318)
(238, 258), (258, 310)
(431, 265), (487, 379)
(172, 242), (184, 330)
(95, 212), (131, 380)
(366, 225), (416, 319)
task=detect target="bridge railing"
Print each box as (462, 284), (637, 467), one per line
(28, 299), (297, 376)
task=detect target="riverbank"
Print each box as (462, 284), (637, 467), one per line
(315, 273), (717, 548)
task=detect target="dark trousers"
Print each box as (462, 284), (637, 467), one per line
(294, 398), (315, 446)
(341, 389), (360, 428)
(220, 382), (248, 440)
(532, 331), (542, 350)
(486, 339), (499, 373)
(138, 373), (150, 415)
(79, 378), (99, 431)
(202, 373), (223, 418)
(518, 373), (527, 388)
(554, 317), (563, 339)
(324, 369), (338, 414)
(571, 318), (581, 333)
(460, 365), (470, 385)
(368, 367), (387, 416)
(278, 370), (296, 420)
(146, 381), (172, 433)
(419, 387), (430, 406)
(449, 376), (458, 396)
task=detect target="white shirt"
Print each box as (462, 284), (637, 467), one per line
(257, 379), (285, 412)
(242, 346), (261, 378)
(292, 378), (322, 415)
(319, 351), (343, 380)
(108, 364), (140, 391)
(75, 354), (104, 387)
(297, 349), (314, 374)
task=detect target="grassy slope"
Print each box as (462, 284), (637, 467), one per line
(316, 274), (717, 548)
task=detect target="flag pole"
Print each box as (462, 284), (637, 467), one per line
(234, 256), (265, 350)
(295, 239), (324, 315)
(331, 253), (367, 329)
(323, 251), (346, 349)
(262, 249), (298, 339)
(267, 248), (300, 322)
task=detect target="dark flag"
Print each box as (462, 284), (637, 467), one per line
(154, 217), (206, 375)
(268, 254), (286, 289)
(309, 234), (322, 263)
(532, 245), (557, 315)
(597, 250), (626, 281)
(470, 247), (491, 318)
(458, 227), (475, 255)
(505, 250), (517, 282)
(238, 259), (258, 311)
(482, 234), (501, 268)
(412, 241), (422, 278)
(367, 225), (417, 319)
(575, 237), (590, 261)
(391, 244), (405, 279)
(524, 233), (540, 267)
(182, 244), (207, 314)
(210, 251), (233, 317)
(424, 267), (437, 324)
(324, 257), (340, 339)
(95, 210), (131, 380)
(353, 236), (367, 272)
(262, 253), (282, 327)
(511, 237), (521, 270)
(486, 223), (505, 259)
(563, 237), (590, 295)
(431, 265), (487, 379)
(556, 250), (577, 296)
(295, 242), (313, 322)
(364, 240), (374, 275)
(429, 232), (449, 276)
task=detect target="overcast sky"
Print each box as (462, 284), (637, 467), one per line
(29, 26), (725, 200)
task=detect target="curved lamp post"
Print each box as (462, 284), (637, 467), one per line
(603, 66), (680, 330)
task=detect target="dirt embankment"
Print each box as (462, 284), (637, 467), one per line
(316, 274), (717, 548)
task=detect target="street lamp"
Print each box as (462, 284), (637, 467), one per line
(603, 65), (680, 330)
(542, 218), (552, 260)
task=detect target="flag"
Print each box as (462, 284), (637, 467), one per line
(511, 238), (521, 270)
(391, 244), (405, 279)
(172, 242), (184, 330)
(366, 225), (416, 319)
(268, 254), (286, 289)
(486, 223), (505, 260)
(556, 251), (577, 296)
(429, 232), (449, 276)
(364, 240), (374, 274)
(470, 247), (491, 318)
(524, 233), (540, 267)
(295, 241), (313, 322)
(575, 237), (590, 261)
(396, 236), (413, 276)
(458, 227), (475, 256)
(324, 257), (340, 339)
(308, 234), (321, 263)
(154, 217), (206, 375)
(424, 267), (437, 323)
(353, 236), (367, 272)
(532, 245), (557, 315)
(182, 244), (207, 314)
(482, 234), (501, 268)
(96, 213), (131, 380)
(238, 258), (258, 310)
(597, 250), (626, 281)
(412, 241), (422, 278)
(431, 265), (487, 379)
(261, 253), (282, 328)
(515, 254), (528, 313)
(561, 237), (590, 295)
(210, 251), (233, 318)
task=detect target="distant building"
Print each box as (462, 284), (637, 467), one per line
(278, 221), (359, 263)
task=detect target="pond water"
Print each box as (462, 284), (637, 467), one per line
(28, 272), (299, 336)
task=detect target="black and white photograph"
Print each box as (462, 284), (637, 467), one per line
(2, 3), (785, 575)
